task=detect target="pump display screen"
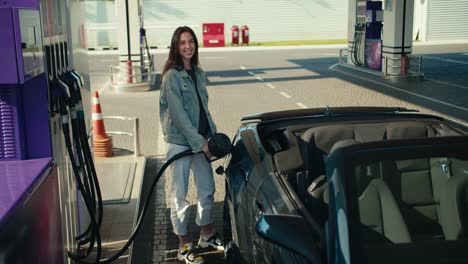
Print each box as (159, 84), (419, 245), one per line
(18, 9), (44, 82)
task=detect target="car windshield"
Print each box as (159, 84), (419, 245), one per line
(349, 154), (468, 263)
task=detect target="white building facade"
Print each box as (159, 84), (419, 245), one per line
(73, 0), (468, 50)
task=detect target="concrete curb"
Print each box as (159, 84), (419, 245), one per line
(80, 40), (468, 56)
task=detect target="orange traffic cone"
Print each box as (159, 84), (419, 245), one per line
(92, 91), (113, 157)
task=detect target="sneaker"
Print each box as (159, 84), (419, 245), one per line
(198, 232), (224, 251)
(177, 242), (204, 264)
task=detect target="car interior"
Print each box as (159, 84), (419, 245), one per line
(260, 118), (468, 247)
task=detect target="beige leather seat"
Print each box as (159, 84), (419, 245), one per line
(359, 178), (412, 243)
(336, 139), (412, 243)
(307, 139), (412, 243)
(273, 126), (356, 204)
(299, 126), (355, 200)
(384, 123), (467, 240)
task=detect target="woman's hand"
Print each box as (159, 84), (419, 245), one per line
(202, 141), (213, 159)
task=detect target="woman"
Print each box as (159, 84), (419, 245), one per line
(159, 26), (223, 264)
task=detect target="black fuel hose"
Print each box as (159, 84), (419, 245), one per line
(58, 97), (103, 264)
(351, 23), (365, 66)
(70, 105), (99, 258)
(49, 43), (105, 262)
(95, 133), (232, 263)
(69, 76), (104, 246)
(71, 149), (194, 264)
(56, 75), (103, 260)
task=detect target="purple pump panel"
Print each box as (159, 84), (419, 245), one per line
(365, 1), (383, 40)
(0, 4), (50, 160)
(0, 158), (63, 263)
(0, 86), (24, 160)
(22, 75), (52, 158)
(0, 9), (21, 84)
(0, 78), (51, 160)
(365, 39), (382, 70)
(0, 158), (52, 222)
(0, 0), (40, 8)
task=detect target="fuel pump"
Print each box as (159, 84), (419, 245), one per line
(0, 5), (63, 264)
(364, 1), (384, 70)
(351, 0), (383, 70)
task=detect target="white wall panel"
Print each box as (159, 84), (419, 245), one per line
(142, 0), (348, 47)
(427, 0), (468, 41)
(78, 0), (468, 49)
(83, 1), (119, 49)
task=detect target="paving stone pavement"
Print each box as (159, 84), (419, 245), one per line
(132, 157), (226, 264)
(153, 157), (226, 264)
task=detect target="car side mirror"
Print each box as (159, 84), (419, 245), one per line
(255, 214), (321, 263)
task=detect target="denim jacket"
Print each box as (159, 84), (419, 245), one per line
(159, 66), (217, 151)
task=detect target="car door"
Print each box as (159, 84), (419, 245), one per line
(253, 169), (313, 264)
(226, 125), (269, 263)
(227, 124), (311, 263)
(325, 136), (468, 264)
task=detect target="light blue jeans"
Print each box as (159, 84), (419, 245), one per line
(166, 143), (215, 236)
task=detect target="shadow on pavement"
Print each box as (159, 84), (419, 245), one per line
(206, 55), (467, 122)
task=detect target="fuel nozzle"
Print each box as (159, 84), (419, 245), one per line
(205, 133), (232, 162)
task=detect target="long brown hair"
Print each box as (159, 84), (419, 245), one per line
(162, 26), (200, 77)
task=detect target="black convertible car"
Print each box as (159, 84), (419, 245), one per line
(221, 107), (468, 264)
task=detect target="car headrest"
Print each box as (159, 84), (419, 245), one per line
(385, 123), (428, 140)
(273, 129), (304, 173)
(302, 126), (355, 153)
(329, 139), (361, 154)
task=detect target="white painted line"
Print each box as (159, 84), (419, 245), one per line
(330, 64), (468, 113)
(157, 122), (167, 156)
(98, 80), (110, 94)
(102, 240), (129, 246)
(292, 53), (338, 57)
(279, 92), (292, 99)
(426, 78), (468, 90)
(256, 76), (264, 81)
(267, 83), (275, 89)
(296, 102), (308, 109)
(247, 71), (255, 76)
(424, 56), (468, 65)
(240, 66), (246, 70)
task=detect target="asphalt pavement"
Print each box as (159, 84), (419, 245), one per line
(78, 42), (468, 264)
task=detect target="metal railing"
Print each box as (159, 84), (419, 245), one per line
(339, 49), (424, 78)
(110, 58), (153, 86)
(90, 116), (140, 157)
(384, 56), (423, 77)
(339, 48), (348, 64)
(104, 116), (140, 157)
